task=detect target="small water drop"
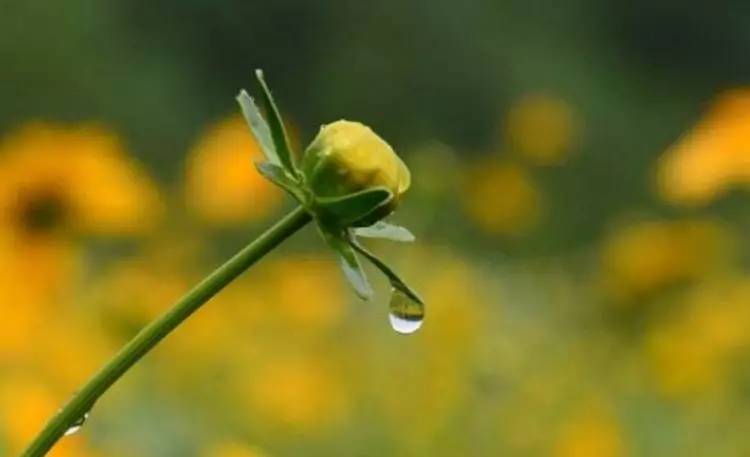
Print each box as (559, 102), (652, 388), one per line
(388, 313), (423, 334)
(63, 412), (89, 436)
(388, 288), (424, 334)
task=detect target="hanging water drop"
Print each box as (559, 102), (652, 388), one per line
(388, 288), (424, 334)
(63, 412), (89, 436)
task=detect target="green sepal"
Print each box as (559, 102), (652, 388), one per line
(236, 90), (279, 166)
(321, 231), (373, 300)
(348, 236), (423, 304)
(255, 69), (298, 177)
(314, 187), (393, 228)
(255, 162), (307, 204)
(354, 221), (415, 242)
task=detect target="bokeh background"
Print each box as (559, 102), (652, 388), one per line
(3, 1), (750, 456)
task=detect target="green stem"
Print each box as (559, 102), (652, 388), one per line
(22, 206), (312, 457)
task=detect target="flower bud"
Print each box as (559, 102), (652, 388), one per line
(302, 120), (410, 226)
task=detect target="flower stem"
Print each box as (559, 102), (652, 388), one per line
(22, 206), (312, 457)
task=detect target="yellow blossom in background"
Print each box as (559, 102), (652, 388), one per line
(461, 159), (542, 235)
(418, 254), (483, 357)
(0, 377), (99, 456)
(657, 88), (750, 206)
(0, 242), (68, 359)
(155, 255), (343, 377)
(262, 256), (345, 331)
(0, 122), (163, 238)
(89, 250), (191, 343)
(645, 278), (750, 398)
(553, 400), (625, 457)
(241, 354), (349, 431)
(185, 115), (282, 226)
(600, 219), (730, 300)
(505, 93), (578, 165)
(0, 235), (82, 373)
(372, 251), (483, 450)
(202, 442), (269, 457)
(27, 319), (108, 393)
(0, 377), (59, 452)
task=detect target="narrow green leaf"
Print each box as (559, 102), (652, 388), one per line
(255, 162), (306, 203)
(236, 90), (279, 166)
(354, 221), (415, 242)
(315, 187), (392, 228)
(323, 232), (373, 300)
(255, 69), (297, 176)
(349, 238), (423, 304)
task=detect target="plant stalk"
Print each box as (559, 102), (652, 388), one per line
(22, 206), (312, 457)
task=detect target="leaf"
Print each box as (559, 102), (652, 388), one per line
(323, 232), (373, 300)
(255, 162), (306, 203)
(255, 69), (297, 177)
(354, 221), (415, 242)
(236, 90), (279, 166)
(314, 187), (392, 228)
(349, 238), (423, 304)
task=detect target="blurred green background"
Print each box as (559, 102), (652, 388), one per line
(3, 1), (750, 456)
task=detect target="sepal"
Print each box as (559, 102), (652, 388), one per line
(321, 231), (373, 300)
(313, 187), (392, 228)
(255, 162), (307, 203)
(354, 221), (415, 242)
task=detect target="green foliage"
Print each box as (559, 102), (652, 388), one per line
(237, 72), (421, 303)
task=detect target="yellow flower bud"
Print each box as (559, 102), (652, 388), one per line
(302, 120), (410, 225)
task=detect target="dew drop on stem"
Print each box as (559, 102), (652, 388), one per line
(63, 412), (89, 436)
(388, 288), (424, 334)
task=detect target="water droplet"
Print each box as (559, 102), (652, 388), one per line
(388, 313), (423, 334)
(64, 412), (89, 436)
(388, 288), (424, 334)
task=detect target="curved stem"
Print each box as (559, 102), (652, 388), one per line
(22, 206), (312, 457)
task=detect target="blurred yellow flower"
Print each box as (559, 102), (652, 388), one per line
(419, 254), (483, 356)
(90, 249), (191, 343)
(657, 88), (750, 206)
(0, 122), (163, 238)
(645, 278), (750, 397)
(461, 159), (542, 235)
(148, 254), (344, 383)
(0, 377), (58, 451)
(600, 218), (730, 300)
(202, 441), (269, 457)
(29, 320), (108, 393)
(185, 115), (282, 225)
(263, 256), (345, 331)
(0, 246), (57, 358)
(242, 354), (349, 430)
(505, 93), (578, 165)
(0, 377), (98, 457)
(372, 252), (482, 449)
(553, 401), (625, 457)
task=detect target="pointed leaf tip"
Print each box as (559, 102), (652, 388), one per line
(254, 70), (297, 177)
(322, 232), (373, 300)
(236, 89), (279, 166)
(340, 255), (374, 300)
